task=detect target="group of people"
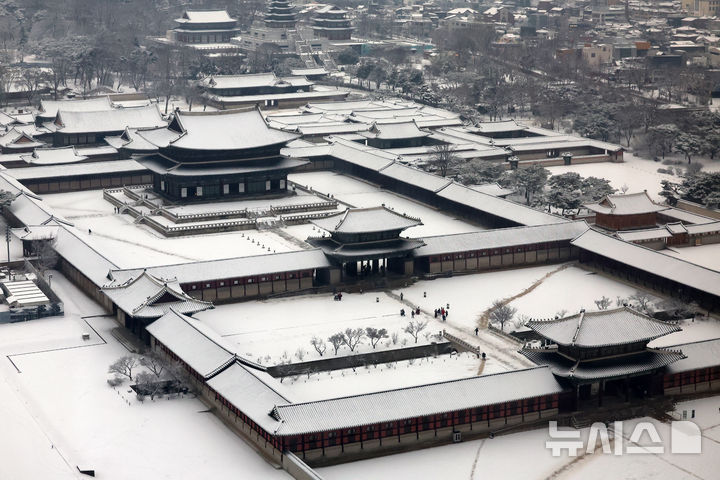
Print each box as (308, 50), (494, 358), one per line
(400, 306), (422, 317)
(434, 306), (449, 322)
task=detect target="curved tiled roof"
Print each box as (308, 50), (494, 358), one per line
(526, 307), (681, 348)
(311, 206), (422, 234)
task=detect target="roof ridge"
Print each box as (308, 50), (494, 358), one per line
(275, 366), (552, 409)
(663, 337), (720, 348)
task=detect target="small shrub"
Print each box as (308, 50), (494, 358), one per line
(107, 376), (124, 387)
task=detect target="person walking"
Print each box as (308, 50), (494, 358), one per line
(474, 327), (479, 335)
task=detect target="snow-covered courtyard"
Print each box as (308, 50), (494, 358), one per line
(194, 291), (442, 368)
(0, 271), (289, 480)
(42, 189), (306, 268)
(546, 154), (713, 200)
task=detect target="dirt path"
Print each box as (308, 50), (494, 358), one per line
(478, 262), (574, 329)
(469, 438), (486, 479)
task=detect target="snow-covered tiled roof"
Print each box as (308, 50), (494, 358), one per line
(11, 225), (59, 241)
(361, 121), (429, 140)
(108, 249), (332, 285)
(616, 227), (672, 242)
(571, 229), (720, 298)
(146, 309), (236, 379)
(20, 146), (88, 165)
(378, 162), (452, 192)
(522, 348), (684, 382)
(474, 120), (527, 134)
(415, 221), (588, 257)
(311, 206), (422, 234)
(437, 182), (569, 226)
(5, 160), (146, 181)
(585, 192), (667, 215)
(664, 338), (720, 373)
(468, 183), (514, 197)
(527, 307), (681, 348)
(53, 226), (119, 287)
(39, 96), (113, 119)
(207, 361), (289, 433)
(273, 367), (564, 435)
(660, 207), (717, 225)
(686, 221), (720, 235)
(55, 105), (166, 134)
(163, 109), (298, 151)
(102, 271), (212, 318)
(176, 10), (236, 23)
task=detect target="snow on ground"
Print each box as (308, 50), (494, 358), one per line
(555, 396), (720, 480)
(663, 244), (720, 272)
(277, 351), (496, 402)
(507, 267), (659, 320)
(319, 424), (579, 480)
(546, 155), (684, 200)
(0, 369), (78, 479)
(289, 171), (485, 236)
(194, 291), (440, 366)
(319, 396), (720, 480)
(394, 264), (561, 332)
(42, 190), (305, 268)
(0, 271), (289, 480)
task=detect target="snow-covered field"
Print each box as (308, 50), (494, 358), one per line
(546, 155), (684, 200)
(394, 264), (649, 333)
(42, 190), (306, 268)
(664, 244), (720, 272)
(194, 291), (440, 366)
(0, 271), (289, 480)
(507, 268), (660, 320)
(289, 171), (485, 236)
(319, 396), (720, 480)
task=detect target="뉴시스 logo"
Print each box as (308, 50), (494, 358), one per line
(546, 419), (702, 457)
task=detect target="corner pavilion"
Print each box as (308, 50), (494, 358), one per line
(521, 307), (684, 407)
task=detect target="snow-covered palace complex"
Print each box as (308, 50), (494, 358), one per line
(2, 91), (720, 478)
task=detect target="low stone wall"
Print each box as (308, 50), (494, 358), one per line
(266, 341), (454, 377)
(675, 199), (720, 220)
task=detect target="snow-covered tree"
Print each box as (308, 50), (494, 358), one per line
(403, 320), (428, 344)
(108, 356), (138, 380)
(341, 328), (365, 352)
(489, 300), (517, 331)
(328, 333), (344, 355)
(365, 327), (389, 349)
(310, 336), (327, 356)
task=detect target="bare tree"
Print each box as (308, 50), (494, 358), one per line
(135, 372), (163, 400)
(429, 144), (461, 177)
(310, 336), (327, 356)
(139, 353), (166, 379)
(295, 348), (306, 362)
(365, 327), (389, 349)
(489, 300), (517, 331)
(342, 328), (365, 352)
(629, 292), (653, 313)
(31, 238), (58, 274)
(594, 296), (612, 310)
(328, 333), (344, 355)
(108, 356), (138, 380)
(404, 320), (429, 344)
